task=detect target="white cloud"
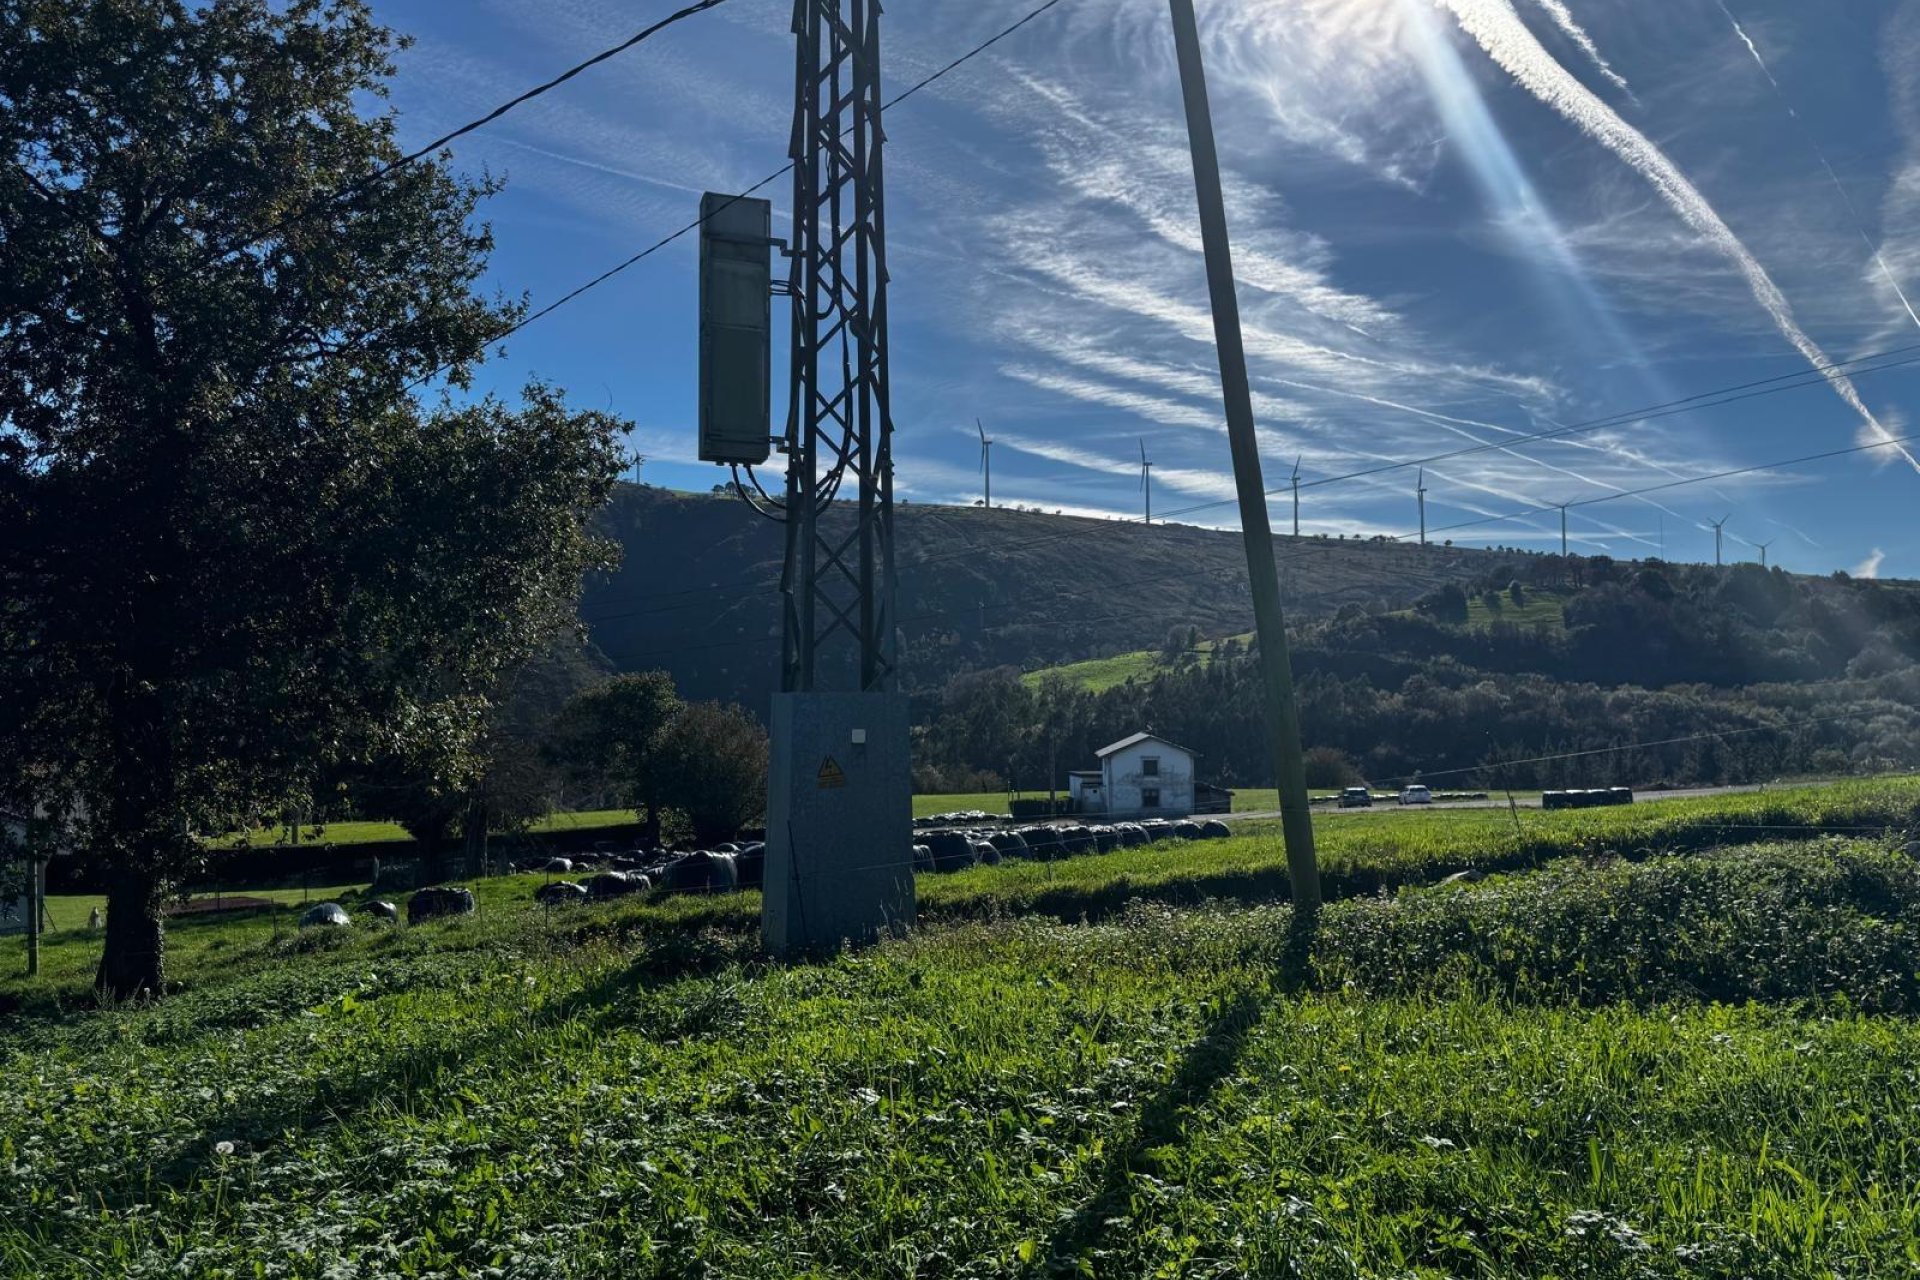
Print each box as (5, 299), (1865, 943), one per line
(1436, 0), (1920, 474)
(1526, 0), (1631, 95)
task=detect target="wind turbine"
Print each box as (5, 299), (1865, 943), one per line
(1710, 514), (1730, 567)
(1416, 468), (1428, 547)
(1755, 537), (1775, 568)
(976, 418), (993, 510)
(1138, 438), (1153, 524)
(1290, 455), (1302, 537)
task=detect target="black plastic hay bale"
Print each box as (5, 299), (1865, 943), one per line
(661, 851), (740, 895)
(1060, 826), (1096, 855)
(1020, 826), (1062, 855)
(970, 838), (1002, 867)
(1140, 820), (1175, 842)
(912, 843), (935, 873)
(536, 880), (589, 906)
(407, 886), (476, 923)
(1172, 821), (1203, 840)
(926, 831), (976, 874)
(732, 842), (767, 888)
(1115, 823), (1148, 848)
(299, 902), (351, 929)
(587, 871), (649, 901)
(1091, 826), (1119, 853)
(1200, 819), (1232, 839)
(988, 831), (1029, 859)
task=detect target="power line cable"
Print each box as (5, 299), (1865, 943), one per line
(1423, 430), (1920, 543)
(216, 0), (735, 265)
(410, 0), (1072, 391)
(1367, 708), (1910, 789)
(577, 404), (1920, 628)
(686, 342), (1920, 598)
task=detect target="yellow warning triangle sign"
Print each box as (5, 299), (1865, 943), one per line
(817, 756), (847, 789)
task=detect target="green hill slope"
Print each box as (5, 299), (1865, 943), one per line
(584, 486), (1503, 709)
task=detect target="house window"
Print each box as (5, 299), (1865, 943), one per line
(1142, 757), (1160, 777)
(1142, 787), (1161, 808)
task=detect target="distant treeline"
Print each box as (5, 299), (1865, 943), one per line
(913, 560), (1920, 792)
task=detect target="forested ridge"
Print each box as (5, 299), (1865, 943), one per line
(582, 488), (1919, 792)
(913, 558), (1920, 792)
(582, 485), (1498, 707)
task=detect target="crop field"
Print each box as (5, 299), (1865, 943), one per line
(5, 779), (1920, 1277)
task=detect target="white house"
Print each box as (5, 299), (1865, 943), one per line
(1078, 732), (1197, 819)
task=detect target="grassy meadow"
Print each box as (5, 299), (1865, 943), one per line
(4, 778), (1920, 1277)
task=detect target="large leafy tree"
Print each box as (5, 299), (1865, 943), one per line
(547, 671), (683, 845)
(0, 0), (625, 997)
(654, 701), (767, 846)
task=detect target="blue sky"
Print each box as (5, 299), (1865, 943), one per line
(372, 0), (1920, 577)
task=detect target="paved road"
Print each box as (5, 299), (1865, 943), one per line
(1223, 782), (1773, 824)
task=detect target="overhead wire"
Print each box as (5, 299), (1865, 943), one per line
(1425, 431), (1920, 542)
(577, 396), (1920, 629)
(216, 0), (736, 265)
(1366, 709), (1915, 789)
(408, 0), (1073, 391)
(571, 338), (1920, 625)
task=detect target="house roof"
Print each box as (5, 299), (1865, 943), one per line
(1068, 770), (1102, 779)
(1094, 731), (1197, 759)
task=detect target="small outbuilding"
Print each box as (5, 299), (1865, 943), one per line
(1074, 732), (1199, 820)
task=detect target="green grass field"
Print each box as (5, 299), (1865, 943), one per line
(6, 779), (1920, 1276)
(1463, 587), (1569, 630)
(223, 807), (643, 849)
(1020, 633), (1253, 693)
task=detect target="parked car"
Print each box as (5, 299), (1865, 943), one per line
(1398, 785), (1433, 806)
(1338, 786), (1373, 809)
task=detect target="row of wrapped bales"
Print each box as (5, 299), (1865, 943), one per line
(531, 841), (768, 905)
(910, 816), (1235, 875)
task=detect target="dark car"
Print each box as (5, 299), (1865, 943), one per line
(1338, 786), (1373, 809)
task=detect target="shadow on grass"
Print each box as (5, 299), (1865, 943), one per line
(1040, 908), (1320, 1275)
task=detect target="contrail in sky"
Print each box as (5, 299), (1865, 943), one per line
(1713, 0), (1920, 332)
(1527, 0), (1630, 94)
(1433, 0), (1920, 474)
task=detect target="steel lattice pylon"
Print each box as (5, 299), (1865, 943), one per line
(781, 0), (897, 694)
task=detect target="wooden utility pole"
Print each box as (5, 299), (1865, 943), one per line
(1167, 0), (1321, 909)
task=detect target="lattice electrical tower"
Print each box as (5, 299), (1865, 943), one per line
(780, 0), (898, 694)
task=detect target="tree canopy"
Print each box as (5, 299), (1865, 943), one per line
(0, 0), (626, 996)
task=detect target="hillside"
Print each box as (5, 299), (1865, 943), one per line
(918, 560), (1920, 793)
(584, 485), (1506, 709)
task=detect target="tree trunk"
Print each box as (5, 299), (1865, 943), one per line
(420, 833), (445, 886)
(462, 793), (488, 879)
(642, 801), (661, 850)
(96, 867), (166, 1000)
